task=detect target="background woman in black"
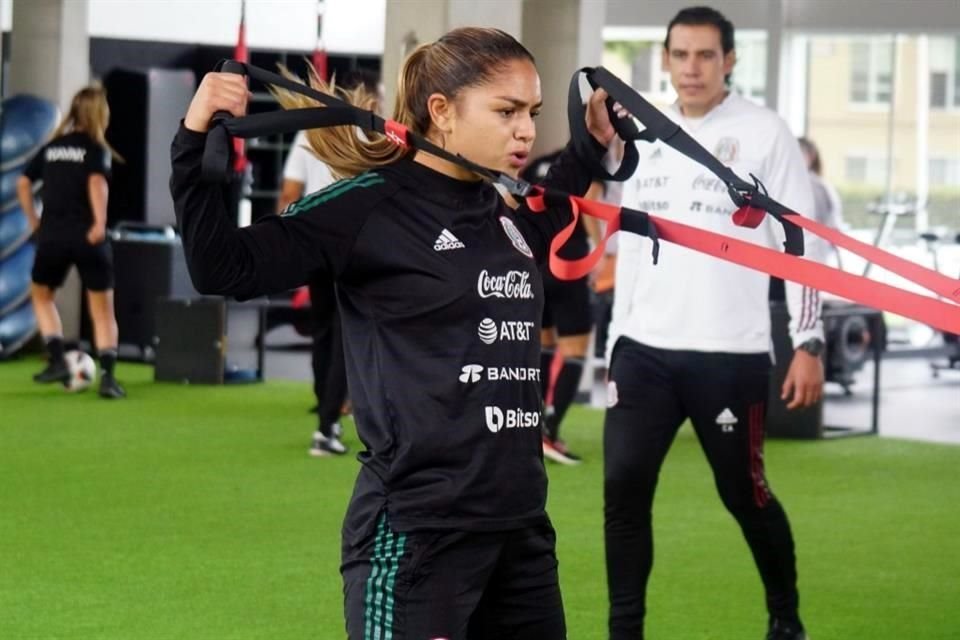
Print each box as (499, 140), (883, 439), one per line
(522, 152), (603, 465)
(17, 85), (126, 398)
(171, 27), (620, 639)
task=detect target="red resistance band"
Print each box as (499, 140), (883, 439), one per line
(525, 191), (960, 336)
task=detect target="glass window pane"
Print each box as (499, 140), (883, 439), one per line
(846, 157), (867, 182)
(930, 72), (948, 108)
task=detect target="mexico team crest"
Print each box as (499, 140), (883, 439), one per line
(714, 137), (740, 164)
(499, 216), (533, 258)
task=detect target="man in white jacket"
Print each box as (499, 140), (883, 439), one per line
(603, 7), (823, 640)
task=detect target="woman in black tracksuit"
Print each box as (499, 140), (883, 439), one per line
(171, 27), (619, 639)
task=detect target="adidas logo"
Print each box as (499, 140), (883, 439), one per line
(716, 408), (738, 432)
(434, 228), (465, 251)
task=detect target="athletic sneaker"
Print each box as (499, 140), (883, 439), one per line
(542, 436), (582, 465)
(309, 431), (348, 457)
(766, 618), (809, 640)
(98, 373), (127, 399)
(33, 360), (70, 384)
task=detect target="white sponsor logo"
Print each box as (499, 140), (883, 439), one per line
(433, 228), (465, 251)
(606, 380), (619, 408)
(478, 318), (499, 344)
(487, 367), (540, 381)
(499, 216), (534, 258)
(692, 173), (729, 193)
(484, 406), (541, 433)
(460, 364), (540, 383)
(477, 270), (534, 300)
(477, 318), (535, 344)
(716, 407), (738, 433)
(459, 364), (483, 383)
(45, 146), (87, 163)
(713, 137), (740, 163)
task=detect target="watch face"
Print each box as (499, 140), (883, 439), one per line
(801, 339), (825, 356)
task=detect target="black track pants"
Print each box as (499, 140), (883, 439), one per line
(603, 338), (799, 639)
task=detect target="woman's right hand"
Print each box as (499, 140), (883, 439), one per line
(183, 72), (251, 133)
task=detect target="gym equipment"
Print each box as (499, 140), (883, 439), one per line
(823, 300), (882, 395)
(81, 224), (196, 360)
(0, 300), (36, 359)
(1, 161), (26, 205)
(0, 93), (57, 359)
(0, 94), (59, 171)
(0, 242), (35, 315)
(153, 297), (265, 384)
(0, 204), (31, 259)
(103, 68), (196, 229)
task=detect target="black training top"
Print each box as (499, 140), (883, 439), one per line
(170, 124), (598, 540)
(24, 131), (112, 242)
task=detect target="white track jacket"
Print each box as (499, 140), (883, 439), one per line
(610, 92), (824, 358)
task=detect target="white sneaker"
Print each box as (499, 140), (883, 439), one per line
(309, 431), (348, 457)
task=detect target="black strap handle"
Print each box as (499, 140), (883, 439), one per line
(200, 60), (249, 183)
(566, 68), (639, 183)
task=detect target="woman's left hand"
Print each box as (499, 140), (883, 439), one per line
(585, 88), (630, 147)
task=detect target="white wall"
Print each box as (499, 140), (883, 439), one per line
(83, 0), (384, 53)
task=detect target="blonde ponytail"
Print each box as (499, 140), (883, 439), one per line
(271, 28), (534, 178)
(271, 62), (404, 179)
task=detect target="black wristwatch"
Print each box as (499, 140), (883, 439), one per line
(797, 338), (825, 357)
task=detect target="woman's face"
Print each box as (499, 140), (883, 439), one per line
(441, 59), (541, 178)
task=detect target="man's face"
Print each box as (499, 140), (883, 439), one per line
(662, 23), (736, 117)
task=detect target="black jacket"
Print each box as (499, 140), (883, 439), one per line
(170, 125), (598, 540)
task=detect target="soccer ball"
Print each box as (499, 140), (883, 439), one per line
(63, 350), (97, 392)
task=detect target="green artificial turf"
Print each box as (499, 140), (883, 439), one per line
(1, 358), (958, 639)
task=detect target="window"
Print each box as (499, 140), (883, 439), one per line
(849, 38), (893, 105)
(929, 36), (960, 109)
(929, 157), (960, 186)
(845, 155), (889, 186)
(603, 34), (676, 105)
(732, 35), (767, 104)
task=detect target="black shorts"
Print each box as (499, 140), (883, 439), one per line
(31, 238), (114, 291)
(342, 514), (566, 640)
(541, 270), (592, 337)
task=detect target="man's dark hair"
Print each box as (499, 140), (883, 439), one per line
(665, 6), (735, 55)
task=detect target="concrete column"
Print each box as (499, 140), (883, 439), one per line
(522, 0), (605, 158)
(9, 0), (89, 112)
(383, 0), (605, 159)
(9, 0), (90, 341)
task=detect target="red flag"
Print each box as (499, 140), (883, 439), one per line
(312, 48), (328, 84)
(312, 7), (327, 82)
(232, 0), (248, 172)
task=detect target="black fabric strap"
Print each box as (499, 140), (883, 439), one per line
(585, 66), (804, 256)
(199, 59), (535, 196)
(566, 68), (639, 182)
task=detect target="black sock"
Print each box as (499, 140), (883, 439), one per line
(539, 348), (555, 402)
(550, 358), (585, 441)
(99, 349), (117, 377)
(44, 336), (65, 364)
